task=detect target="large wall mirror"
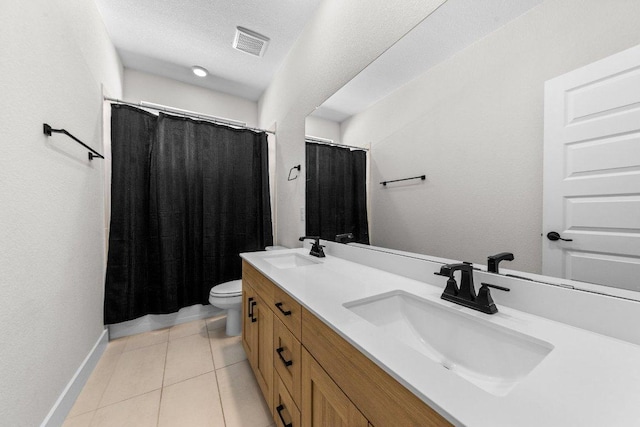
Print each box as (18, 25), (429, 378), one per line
(304, 0), (640, 299)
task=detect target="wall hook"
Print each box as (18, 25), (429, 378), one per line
(288, 164), (301, 181)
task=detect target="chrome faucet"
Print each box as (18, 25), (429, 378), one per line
(434, 262), (509, 314)
(299, 236), (325, 258)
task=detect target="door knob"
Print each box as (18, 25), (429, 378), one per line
(547, 231), (573, 242)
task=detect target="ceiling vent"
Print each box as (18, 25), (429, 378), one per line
(233, 27), (269, 57)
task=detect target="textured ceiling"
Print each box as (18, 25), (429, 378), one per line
(95, 0), (323, 100)
(95, 0), (543, 122)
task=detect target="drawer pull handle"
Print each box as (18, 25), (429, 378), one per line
(275, 302), (292, 316)
(276, 347), (293, 367)
(250, 300), (257, 323)
(276, 404), (293, 427)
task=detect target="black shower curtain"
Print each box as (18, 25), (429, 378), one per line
(306, 142), (369, 244)
(104, 105), (272, 324)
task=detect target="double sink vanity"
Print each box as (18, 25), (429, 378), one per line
(240, 242), (640, 426)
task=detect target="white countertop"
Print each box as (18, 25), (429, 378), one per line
(241, 248), (640, 427)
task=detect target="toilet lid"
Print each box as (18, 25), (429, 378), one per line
(209, 279), (242, 297)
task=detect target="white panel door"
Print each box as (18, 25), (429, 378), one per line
(543, 44), (640, 291)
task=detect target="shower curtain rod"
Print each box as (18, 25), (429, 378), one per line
(104, 97), (275, 135)
(305, 136), (369, 152)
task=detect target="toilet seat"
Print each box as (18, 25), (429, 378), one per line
(209, 280), (242, 310)
(209, 279), (242, 298)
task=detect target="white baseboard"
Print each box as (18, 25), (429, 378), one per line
(108, 304), (224, 339)
(40, 305), (224, 426)
(40, 329), (109, 427)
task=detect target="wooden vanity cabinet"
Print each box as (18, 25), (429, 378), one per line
(241, 282), (273, 411)
(274, 373), (301, 427)
(241, 260), (451, 427)
(301, 347), (368, 427)
(274, 317), (302, 405)
(241, 285), (256, 359)
(273, 285), (302, 339)
(302, 308), (450, 427)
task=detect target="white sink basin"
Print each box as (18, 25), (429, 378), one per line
(263, 253), (321, 269)
(344, 290), (553, 396)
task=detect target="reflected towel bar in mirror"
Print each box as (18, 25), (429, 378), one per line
(380, 174), (426, 186)
(288, 164), (301, 181)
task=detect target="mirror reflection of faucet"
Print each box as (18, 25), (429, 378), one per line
(335, 233), (355, 244)
(434, 262), (510, 314)
(487, 252), (514, 274)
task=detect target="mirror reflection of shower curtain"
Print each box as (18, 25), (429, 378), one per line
(104, 104), (273, 324)
(305, 142), (369, 244)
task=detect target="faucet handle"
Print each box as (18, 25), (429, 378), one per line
(475, 282), (510, 314)
(480, 283), (511, 292)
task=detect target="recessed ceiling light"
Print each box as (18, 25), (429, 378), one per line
(192, 66), (208, 77)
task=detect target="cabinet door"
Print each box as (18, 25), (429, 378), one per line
(254, 294), (274, 412)
(301, 348), (368, 427)
(242, 284), (258, 367)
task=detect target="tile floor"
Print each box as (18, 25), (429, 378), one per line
(63, 315), (275, 427)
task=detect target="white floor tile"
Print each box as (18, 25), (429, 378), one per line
(99, 342), (166, 407)
(62, 411), (94, 427)
(216, 360), (272, 427)
(158, 371), (224, 427)
(168, 319), (207, 341)
(68, 350), (121, 417)
(65, 319), (275, 427)
(206, 314), (227, 331)
(91, 390), (160, 427)
(124, 328), (169, 352)
(163, 333), (214, 387)
(208, 327), (247, 370)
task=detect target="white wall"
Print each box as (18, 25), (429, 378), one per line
(258, 0), (447, 248)
(305, 115), (342, 145)
(123, 69), (259, 127)
(340, 0), (640, 274)
(0, 0), (122, 424)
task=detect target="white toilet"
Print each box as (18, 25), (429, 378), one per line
(209, 280), (243, 336)
(209, 246), (287, 336)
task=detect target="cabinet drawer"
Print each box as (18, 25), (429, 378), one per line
(274, 374), (301, 427)
(274, 317), (301, 407)
(273, 286), (302, 339)
(243, 260), (275, 306)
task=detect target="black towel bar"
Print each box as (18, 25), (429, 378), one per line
(380, 174), (426, 186)
(43, 123), (104, 160)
